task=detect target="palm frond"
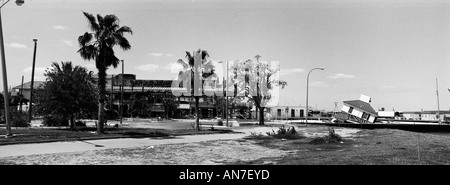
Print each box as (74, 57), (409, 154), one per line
(185, 51), (194, 67)
(105, 37), (116, 48)
(176, 59), (189, 69)
(96, 14), (104, 27)
(177, 70), (192, 82)
(185, 51), (192, 60)
(109, 24), (120, 33)
(202, 60), (215, 77)
(203, 72), (218, 81)
(102, 47), (120, 68)
(78, 32), (93, 47)
(103, 14), (119, 28)
(116, 26), (133, 35)
(194, 49), (209, 60)
(201, 50), (209, 60)
(51, 62), (61, 74)
(113, 33), (131, 50)
(203, 60), (215, 70)
(78, 45), (98, 61)
(82, 11), (100, 31)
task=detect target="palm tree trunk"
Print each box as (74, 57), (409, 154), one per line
(97, 66), (107, 134)
(195, 96), (200, 131)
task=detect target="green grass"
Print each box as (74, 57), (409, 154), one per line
(242, 128), (450, 165)
(0, 126), (235, 145)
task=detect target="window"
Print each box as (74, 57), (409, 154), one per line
(348, 107), (354, 113)
(362, 112), (370, 120)
(277, 109), (282, 117)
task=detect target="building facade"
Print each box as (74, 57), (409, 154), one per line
(94, 73), (252, 119)
(101, 74), (222, 119)
(268, 106), (305, 120)
(266, 105), (328, 120)
(11, 81), (45, 112)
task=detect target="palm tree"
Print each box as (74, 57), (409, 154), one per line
(43, 62), (97, 130)
(176, 49), (215, 130)
(78, 12), (132, 133)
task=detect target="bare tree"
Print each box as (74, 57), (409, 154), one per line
(231, 59), (287, 125)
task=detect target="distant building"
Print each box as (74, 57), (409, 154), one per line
(268, 106), (306, 120)
(401, 111), (422, 120)
(266, 105), (327, 120)
(100, 74), (223, 118)
(10, 81), (45, 112)
(10, 73), (252, 119)
(377, 111), (401, 119)
(401, 110), (450, 122)
(11, 81), (45, 100)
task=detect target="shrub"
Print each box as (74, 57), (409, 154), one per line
(266, 126), (304, 140)
(249, 132), (265, 137)
(105, 109), (119, 120)
(310, 127), (343, 144)
(75, 120), (86, 127)
(326, 127), (342, 142)
(11, 111), (30, 127)
(42, 115), (69, 126)
(217, 118), (223, 126)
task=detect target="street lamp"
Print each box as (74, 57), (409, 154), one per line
(218, 60), (229, 127)
(0, 0), (25, 137)
(305, 67), (324, 127)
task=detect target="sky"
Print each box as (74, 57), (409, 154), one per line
(1, 0), (450, 112)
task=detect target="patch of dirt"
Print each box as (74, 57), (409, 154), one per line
(0, 139), (289, 165)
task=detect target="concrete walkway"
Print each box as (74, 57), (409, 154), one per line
(0, 127), (279, 158)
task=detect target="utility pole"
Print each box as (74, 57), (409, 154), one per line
(333, 102), (338, 115)
(226, 60), (229, 127)
(222, 71), (225, 119)
(436, 78), (441, 124)
(218, 60), (230, 126)
(28, 38), (37, 123)
(19, 75), (23, 111)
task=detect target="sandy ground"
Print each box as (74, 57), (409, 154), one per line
(0, 139), (289, 165)
(0, 123), (363, 165)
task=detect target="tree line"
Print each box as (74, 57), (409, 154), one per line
(3, 11), (287, 135)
